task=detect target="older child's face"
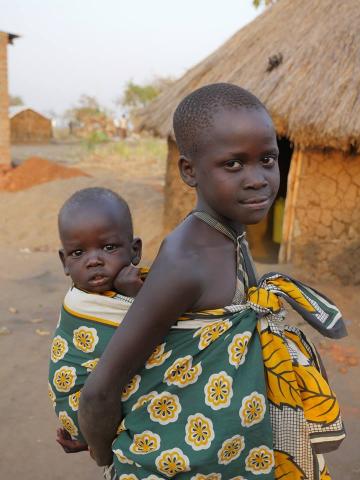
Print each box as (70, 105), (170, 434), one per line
(192, 108), (279, 226)
(59, 206), (139, 293)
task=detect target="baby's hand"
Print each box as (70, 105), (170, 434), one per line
(56, 427), (88, 453)
(113, 264), (143, 297)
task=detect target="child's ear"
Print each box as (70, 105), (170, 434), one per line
(130, 237), (142, 266)
(58, 249), (70, 276)
(179, 155), (197, 188)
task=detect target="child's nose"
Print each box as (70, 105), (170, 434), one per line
(85, 251), (104, 267)
(243, 166), (268, 189)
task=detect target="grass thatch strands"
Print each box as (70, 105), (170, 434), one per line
(136, 0), (360, 153)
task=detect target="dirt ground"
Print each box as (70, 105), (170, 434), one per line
(1, 142), (359, 479)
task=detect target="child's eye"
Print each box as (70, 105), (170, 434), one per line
(262, 156), (277, 166)
(225, 160), (242, 170)
(71, 250), (83, 257)
(104, 244), (117, 252)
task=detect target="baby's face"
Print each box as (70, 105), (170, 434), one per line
(59, 208), (136, 293)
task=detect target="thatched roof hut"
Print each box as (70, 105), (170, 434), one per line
(10, 107), (53, 144)
(138, 0), (360, 153)
(137, 0), (360, 284)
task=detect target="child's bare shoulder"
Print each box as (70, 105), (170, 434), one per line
(156, 217), (208, 272)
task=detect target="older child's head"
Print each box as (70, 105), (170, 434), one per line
(58, 187), (141, 293)
(173, 83), (280, 225)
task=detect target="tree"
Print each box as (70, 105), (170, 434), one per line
(119, 76), (175, 113)
(252, 0), (276, 7)
(9, 95), (24, 106)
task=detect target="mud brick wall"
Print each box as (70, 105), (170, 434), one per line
(163, 136), (195, 231)
(291, 150), (360, 284)
(0, 32), (10, 164)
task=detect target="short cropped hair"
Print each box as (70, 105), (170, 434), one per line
(58, 187), (133, 237)
(173, 83), (266, 158)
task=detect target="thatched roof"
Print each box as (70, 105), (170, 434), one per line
(137, 0), (360, 152)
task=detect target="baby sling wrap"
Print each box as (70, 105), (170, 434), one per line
(111, 212), (346, 480)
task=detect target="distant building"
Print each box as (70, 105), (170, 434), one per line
(9, 107), (52, 144)
(0, 31), (19, 164)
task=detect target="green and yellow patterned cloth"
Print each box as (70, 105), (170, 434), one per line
(111, 273), (345, 480)
(48, 275), (346, 479)
(48, 286), (133, 443)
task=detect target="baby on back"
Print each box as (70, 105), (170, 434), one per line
(48, 187), (143, 447)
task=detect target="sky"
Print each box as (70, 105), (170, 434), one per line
(1, 0), (262, 116)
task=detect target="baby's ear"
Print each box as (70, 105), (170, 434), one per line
(178, 155), (197, 188)
(58, 249), (70, 275)
(131, 237), (142, 266)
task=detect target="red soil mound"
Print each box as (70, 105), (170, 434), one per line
(0, 157), (89, 192)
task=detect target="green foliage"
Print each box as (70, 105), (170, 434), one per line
(122, 81), (159, 109)
(84, 130), (110, 150)
(9, 95), (24, 106)
(253, 0), (275, 7)
(120, 77), (175, 112)
(65, 94), (104, 122)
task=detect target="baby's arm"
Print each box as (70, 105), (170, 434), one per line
(78, 241), (203, 465)
(113, 264), (143, 297)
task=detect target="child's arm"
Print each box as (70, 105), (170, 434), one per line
(78, 242), (203, 466)
(56, 428), (88, 453)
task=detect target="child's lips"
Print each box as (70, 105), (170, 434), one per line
(88, 274), (109, 286)
(239, 197), (270, 209)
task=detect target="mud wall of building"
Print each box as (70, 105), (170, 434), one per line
(11, 110), (52, 144)
(0, 33), (10, 164)
(291, 149), (360, 284)
(163, 136), (196, 232)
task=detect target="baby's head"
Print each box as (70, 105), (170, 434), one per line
(173, 83), (280, 225)
(58, 187), (141, 293)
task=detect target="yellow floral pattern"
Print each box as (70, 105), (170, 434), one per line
(121, 374), (141, 401)
(194, 320), (232, 350)
(69, 390), (81, 411)
(191, 475), (221, 480)
(245, 445), (274, 475)
(51, 335), (68, 363)
(155, 448), (190, 477)
(81, 358), (99, 372)
(132, 391), (158, 411)
(116, 419), (126, 435)
(143, 476), (164, 480)
(239, 391), (266, 427)
(73, 326), (99, 353)
(59, 410), (78, 437)
(53, 366), (76, 392)
(148, 392), (182, 425)
(118, 475), (138, 480)
(164, 355), (202, 388)
(113, 448), (134, 465)
(228, 332), (251, 368)
(48, 382), (56, 407)
(204, 371), (233, 410)
(130, 430), (161, 455)
(146, 343), (172, 369)
(142, 476), (164, 480)
(185, 413), (215, 451)
(217, 435), (245, 465)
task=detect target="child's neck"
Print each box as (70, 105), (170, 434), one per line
(193, 201), (245, 236)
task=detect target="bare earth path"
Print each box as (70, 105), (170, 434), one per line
(1, 142), (359, 479)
